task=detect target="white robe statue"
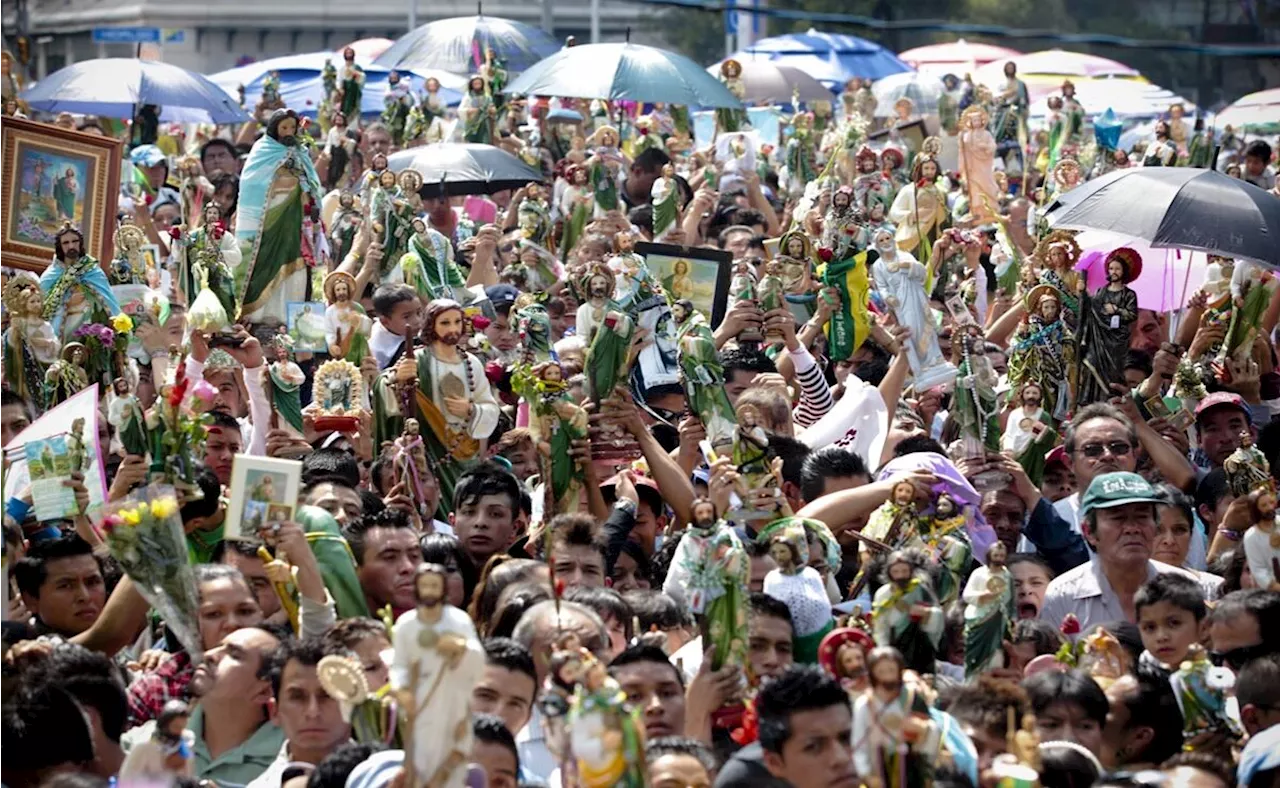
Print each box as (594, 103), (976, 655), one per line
(869, 232), (957, 390)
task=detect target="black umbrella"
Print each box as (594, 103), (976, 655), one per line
(388, 143), (543, 197)
(1045, 167), (1280, 267)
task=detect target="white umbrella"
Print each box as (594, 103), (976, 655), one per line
(871, 71), (946, 117)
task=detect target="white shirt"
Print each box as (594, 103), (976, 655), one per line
(369, 321), (405, 371)
(1039, 557), (1197, 635)
(1033, 490), (1207, 571)
(516, 705), (557, 781)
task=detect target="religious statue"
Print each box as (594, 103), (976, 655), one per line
(328, 192), (363, 265)
(952, 324), (1002, 463)
(759, 518), (836, 660)
(992, 61), (1030, 179)
(1033, 231), (1082, 323)
(1169, 644), (1242, 741)
(235, 109), (325, 325)
(1144, 121), (1178, 167)
(958, 108), (999, 222)
(1061, 81), (1086, 145)
(784, 112), (817, 197)
(677, 316), (737, 455)
(459, 75), (495, 144)
(176, 156), (214, 232)
(1001, 382), (1060, 486)
(321, 58), (338, 100)
(606, 232), (655, 313)
(880, 146), (908, 195)
(586, 126), (629, 216)
(375, 300), (502, 515)
(267, 334), (306, 435)
(381, 71), (413, 146)
(756, 261), (786, 342)
(1243, 486), (1280, 592)
(376, 170), (423, 278)
(513, 361), (589, 514)
(108, 376), (149, 457)
(1007, 285), (1074, 424)
(922, 493), (973, 607)
(108, 221), (150, 286)
(1052, 158), (1084, 200)
(359, 152), (389, 209)
(40, 224), (122, 348)
(559, 164), (593, 260)
(322, 271), (371, 365)
(576, 263), (619, 345)
(1223, 430), (1271, 499)
(851, 646), (941, 788)
(400, 217), (464, 301)
(1075, 248), (1140, 409)
(777, 230), (817, 303)
(391, 563), (486, 788)
(818, 627), (875, 696)
(888, 143), (948, 260)
(852, 145), (892, 216)
(870, 228), (957, 390)
(871, 550), (944, 674)
(567, 651), (646, 788)
(1221, 258), (1279, 369)
(663, 498), (749, 671)
(45, 342), (90, 405)
(119, 700), (196, 781)
(650, 164), (681, 242)
(821, 187), (864, 262)
(517, 182), (552, 249)
(335, 48), (365, 128)
(1167, 102), (1190, 159)
(716, 59), (748, 135)
(865, 481), (924, 564)
(962, 542), (1014, 679)
(514, 299), (555, 365)
(323, 110), (356, 189)
(3, 273), (60, 411)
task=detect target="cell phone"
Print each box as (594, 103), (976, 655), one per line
(208, 331), (245, 349)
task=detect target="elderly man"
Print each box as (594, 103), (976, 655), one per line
(1040, 471), (1198, 633)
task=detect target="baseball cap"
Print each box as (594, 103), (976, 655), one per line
(1079, 472), (1163, 519)
(1045, 445), (1068, 468)
(129, 144), (166, 168)
(601, 472), (665, 515)
(485, 284), (520, 309)
(1194, 391), (1251, 424)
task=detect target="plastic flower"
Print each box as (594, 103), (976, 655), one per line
(149, 497), (179, 520)
(471, 315), (491, 331)
(190, 379), (218, 411)
(111, 314), (134, 333)
(122, 508), (142, 526)
(1060, 613), (1082, 636)
(101, 514), (124, 534)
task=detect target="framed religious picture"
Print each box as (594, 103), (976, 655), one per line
(1, 116), (123, 272)
(312, 358), (364, 432)
(224, 454), (302, 539)
(634, 241), (733, 328)
(286, 301), (329, 353)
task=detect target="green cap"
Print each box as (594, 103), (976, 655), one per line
(1079, 472), (1163, 519)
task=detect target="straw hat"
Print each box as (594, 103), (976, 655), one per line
(324, 270), (358, 304)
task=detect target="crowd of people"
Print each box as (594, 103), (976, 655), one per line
(3, 44), (1280, 788)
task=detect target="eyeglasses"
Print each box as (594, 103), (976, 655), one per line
(1081, 441), (1133, 459)
(1209, 642), (1272, 670)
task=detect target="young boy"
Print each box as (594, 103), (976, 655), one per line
(369, 284), (423, 369)
(1134, 573), (1208, 670)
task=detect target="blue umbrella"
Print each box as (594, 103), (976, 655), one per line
(21, 58), (249, 123)
(244, 73), (463, 119)
(738, 28), (912, 84)
(505, 42), (743, 108)
(375, 15), (559, 76)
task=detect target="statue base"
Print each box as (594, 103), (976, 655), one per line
(313, 414), (360, 433)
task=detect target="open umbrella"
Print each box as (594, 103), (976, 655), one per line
(265, 74), (462, 119)
(737, 29), (911, 85)
(706, 58), (832, 103)
(375, 15), (559, 76)
(505, 42), (742, 108)
(871, 72), (946, 117)
(1046, 167), (1280, 267)
(975, 49), (1141, 80)
(388, 143), (543, 197)
(1028, 78), (1195, 121)
(1073, 229), (1208, 312)
(898, 39), (1022, 77)
(1215, 87), (1280, 134)
(21, 58), (249, 123)
(339, 37), (396, 61)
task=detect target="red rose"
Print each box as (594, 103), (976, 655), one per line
(554, 577), (566, 598)
(168, 226), (183, 240)
(1060, 613), (1081, 636)
(484, 361), (505, 385)
(471, 315), (491, 331)
(817, 247), (834, 262)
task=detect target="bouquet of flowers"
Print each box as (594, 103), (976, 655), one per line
(146, 360), (215, 500)
(74, 316), (133, 384)
(101, 484), (203, 661)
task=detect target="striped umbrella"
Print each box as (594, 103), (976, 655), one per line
(737, 28), (912, 87)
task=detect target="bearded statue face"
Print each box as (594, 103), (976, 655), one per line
(1040, 297), (1060, 322)
(589, 274), (610, 298)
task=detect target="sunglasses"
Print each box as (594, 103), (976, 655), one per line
(1209, 642), (1272, 670)
(1081, 441), (1133, 459)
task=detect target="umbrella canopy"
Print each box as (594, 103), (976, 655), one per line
(975, 48), (1141, 80)
(505, 42), (743, 108)
(21, 58), (249, 123)
(1046, 167), (1280, 267)
(1029, 78), (1195, 121)
(339, 37), (395, 61)
(1073, 229), (1208, 312)
(264, 74), (462, 119)
(388, 142), (543, 197)
(375, 15), (559, 77)
(706, 58), (832, 103)
(1215, 87), (1280, 133)
(737, 28), (911, 85)
(898, 39), (1021, 77)
(871, 72), (946, 117)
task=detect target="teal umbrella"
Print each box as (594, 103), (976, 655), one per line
(504, 42), (743, 109)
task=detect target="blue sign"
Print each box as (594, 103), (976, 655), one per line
(724, 0), (737, 35)
(92, 27), (161, 43)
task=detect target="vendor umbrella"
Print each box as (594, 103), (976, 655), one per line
(706, 58), (832, 104)
(21, 58), (249, 123)
(1046, 167), (1280, 267)
(871, 72), (946, 117)
(737, 29), (912, 84)
(505, 42), (742, 108)
(375, 15), (559, 76)
(1215, 87), (1280, 134)
(388, 143), (543, 197)
(898, 39), (1021, 77)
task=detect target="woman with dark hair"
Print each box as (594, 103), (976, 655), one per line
(487, 581), (554, 640)
(468, 556), (549, 636)
(1037, 741), (1102, 788)
(419, 533), (477, 609)
(1021, 669), (1108, 756)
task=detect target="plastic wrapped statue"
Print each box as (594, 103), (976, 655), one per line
(731, 404), (782, 522)
(586, 126), (629, 216)
(852, 146), (892, 217)
(758, 518), (836, 658)
(119, 700), (196, 780)
(1075, 248), (1140, 409)
(517, 182), (552, 249)
(663, 498), (749, 671)
(962, 542), (1014, 679)
(1169, 644), (1242, 740)
(3, 273), (60, 411)
(45, 342), (90, 405)
(391, 563), (486, 788)
(1222, 258), (1279, 368)
(756, 262), (786, 342)
(870, 228), (957, 390)
(952, 324), (1002, 458)
(871, 550), (944, 674)
(1007, 284), (1074, 423)
(716, 59), (748, 135)
(677, 317), (737, 455)
(889, 141), (947, 259)
(851, 646), (941, 788)
(512, 361), (588, 514)
(1243, 487), (1280, 592)
(821, 187), (864, 261)
(1224, 430), (1271, 499)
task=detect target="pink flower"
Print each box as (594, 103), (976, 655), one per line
(189, 379), (217, 410)
(101, 514), (123, 534)
(484, 361), (505, 386)
(1060, 613), (1081, 636)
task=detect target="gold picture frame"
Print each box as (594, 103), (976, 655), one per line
(2, 116), (123, 272)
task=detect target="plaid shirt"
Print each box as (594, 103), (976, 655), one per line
(126, 650), (193, 729)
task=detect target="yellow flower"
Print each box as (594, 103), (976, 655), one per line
(111, 314), (134, 333)
(122, 508), (141, 526)
(149, 497), (178, 520)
